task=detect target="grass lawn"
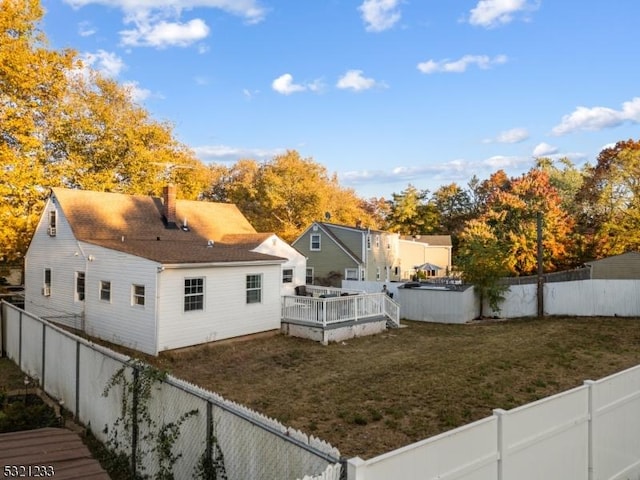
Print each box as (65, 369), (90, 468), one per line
(2, 317), (639, 460)
(0, 357), (26, 392)
(151, 317), (640, 459)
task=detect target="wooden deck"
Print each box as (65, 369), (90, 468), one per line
(0, 428), (110, 479)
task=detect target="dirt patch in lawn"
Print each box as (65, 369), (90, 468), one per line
(145, 317), (640, 459)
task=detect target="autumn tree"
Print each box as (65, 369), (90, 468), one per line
(206, 151), (376, 242)
(576, 139), (640, 258)
(0, 0), (76, 262)
(461, 169), (574, 276)
(431, 182), (474, 253)
(457, 219), (510, 318)
(385, 184), (440, 235)
(0, 0), (209, 262)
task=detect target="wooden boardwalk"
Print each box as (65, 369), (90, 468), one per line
(0, 428), (109, 479)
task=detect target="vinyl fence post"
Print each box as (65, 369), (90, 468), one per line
(494, 408), (507, 480)
(584, 380), (596, 480)
(41, 323), (46, 390)
(131, 367), (140, 478)
(346, 457), (366, 480)
(75, 341), (81, 420)
(18, 310), (23, 368)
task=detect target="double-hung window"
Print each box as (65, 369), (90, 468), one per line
(132, 285), (145, 306)
(246, 274), (262, 304)
(100, 281), (111, 302)
(282, 268), (294, 284)
(184, 277), (204, 311)
(310, 233), (321, 251)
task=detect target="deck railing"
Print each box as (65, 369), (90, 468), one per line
(282, 292), (399, 327)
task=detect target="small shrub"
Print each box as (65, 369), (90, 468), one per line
(352, 414), (368, 426)
(0, 398), (59, 433)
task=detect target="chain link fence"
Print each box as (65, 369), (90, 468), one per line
(1, 302), (341, 479)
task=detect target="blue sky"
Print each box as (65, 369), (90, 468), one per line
(41, 0), (640, 199)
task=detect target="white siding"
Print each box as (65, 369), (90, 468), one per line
(25, 197), (86, 327)
(25, 196), (158, 354)
(79, 243), (158, 355)
(253, 234), (307, 295)
(156, 264), (282, 351)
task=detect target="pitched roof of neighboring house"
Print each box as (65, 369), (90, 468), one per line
(51, 187), (286, 265)
(400, 235), (452, 246)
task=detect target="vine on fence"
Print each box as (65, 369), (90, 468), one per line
(195, 416), (227, 480)
(102, 358), (198, 480)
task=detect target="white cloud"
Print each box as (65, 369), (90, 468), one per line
(121, 18), (209, 48)
(417, 54), (507, 74)
(64, 0), (264, 49)
(359, 0), (401, 32)
(336, 70), (380, 92)
(123, 81), (152, 102)
(468, 0), (538, 28)
(552, 97), (640, 135)
(496, 128), (528, 143)
(78, 21), (96, 36)
(272, 74), (306, 95)
(271, 73), (323, 95)
(193, 145), (285, 162)
(483, 155), (524, 169)
(532, 142), (558, 157)
(64, 0), (266, 24)
(81, 50), (126, 78)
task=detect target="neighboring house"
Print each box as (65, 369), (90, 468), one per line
(399, 235), (453, 279)
(24, 186), (304, 355)
(292, 222), (402, 286)
(584, 252), (640, 279)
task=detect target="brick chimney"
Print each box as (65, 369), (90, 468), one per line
(162, 185), (178, 228)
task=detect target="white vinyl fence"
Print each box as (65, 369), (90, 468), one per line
(347, 364), (640, 480)
(371, 279), (640, 322)
(0, 302), (341, 480)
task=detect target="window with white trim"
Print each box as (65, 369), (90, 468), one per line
(184, 277), (204, 311)
(366, 235), (371, 250)
(246, 274), (262, 304)
(310, 233), (321, 251)
(132, 284), (145, 306)
(305, 267), (314, 285)
(100, 280), (111, 302)
(376, 267), (381, 281)
(345, 268), (358, 280)
(282, 268), (294, 284)
(375, 235), (380, 248)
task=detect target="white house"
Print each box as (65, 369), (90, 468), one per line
(24, 186), (305, 355)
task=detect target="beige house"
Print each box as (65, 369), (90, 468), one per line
(399, 235), (453, 279)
